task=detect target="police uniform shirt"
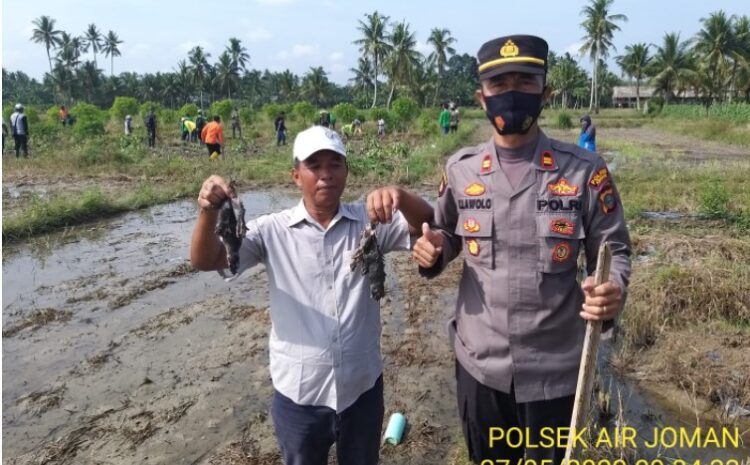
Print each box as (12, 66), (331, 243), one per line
(423, 131), (631, 402)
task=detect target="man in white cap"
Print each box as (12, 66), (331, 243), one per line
(190, 126), (433, 465)
(10, 103), (29, 157)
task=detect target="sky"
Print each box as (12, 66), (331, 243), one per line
(2, 0), (749, 85)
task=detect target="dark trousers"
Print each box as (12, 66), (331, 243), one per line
(277, 130), (286, 145)
(206, 143), (221, 157)
(147, 131), (156, 147)
(271, 376), (384, 465)
(232, 122), (241, 138)
(456, 361), (574, 465)
(13, 135), (28, 157)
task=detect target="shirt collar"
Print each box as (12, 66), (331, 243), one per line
(287, 199), (359, 229)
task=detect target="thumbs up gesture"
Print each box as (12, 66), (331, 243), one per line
(413, 222), (444, 268)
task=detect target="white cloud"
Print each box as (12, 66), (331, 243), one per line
(564, 42), (584, 57)
(257, 0), (295, 4)
(328, 52), (344, 62)
(246, 28), (273, 42)
(292, 44), (316, 56)
(129, 43), (150, 57)
(177, 40), (211, 54)
(330, 63), (347, 73)
(416, 40), (432, 56)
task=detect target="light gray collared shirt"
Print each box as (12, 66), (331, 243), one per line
(232, 200), (411, 412)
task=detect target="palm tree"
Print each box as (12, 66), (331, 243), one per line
(384, 21), (421, 108)
(277, 70), (299, 103)
(694, 11), (740, 103)
(616, 43), (651, 109)
(302, 66), (331, 106)
(354, 11), (391, 108)
(77, 61), (103, 102)
(579, 0), (627, 113)
(102, 30), (123, 76)
(648, 32), (694, 103)
(215, 51), (239, 99)
(226, 37), (250, 71)
(733, 15), (750, 101)
(83, 24), (103, 68)
(56, 32), (83, 70)
(427, 27), (456, 105)
(30, 15), (63, 73)
(349, 56), (373, 101)
(549, 53), (589, 108)
(188, 46), (211, 108)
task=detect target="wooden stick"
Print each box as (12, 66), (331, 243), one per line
(564, 241), (612, 461)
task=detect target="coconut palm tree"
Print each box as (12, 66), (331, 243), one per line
(102, 30), (123, 77)
(384, 20), (421, 108)
(616, 43), (651, 109)
(549, 53), (589, 109)
(579, 0), (627, 113)
(648, 32), (694, 103)
(226, 37), (250, 71)
(215, 51), (239, 99)
(277, 70), (299, 103)
(427, 27), (456, 105)
(354, 11), (391, 108)
(693, 11), (741, 103)
(188, 46), (211, 108)
(83, 24), (103, 68)
(303, 66), (331, 106)
(30, 15), (63, 73)
(56, 32), (83, 70)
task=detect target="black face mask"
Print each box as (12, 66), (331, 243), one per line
(483, 90), (544, 135)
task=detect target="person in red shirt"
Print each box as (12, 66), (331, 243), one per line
(200, 115), (225, 159)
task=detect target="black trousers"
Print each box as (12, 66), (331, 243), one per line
(206, 143), (221, 157)
(14, 135), (28, 157)
(456, 361), (574, 465)
(271, 376), (384, 465)
(147, 131), (156, 147)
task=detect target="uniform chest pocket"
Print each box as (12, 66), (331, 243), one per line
(536, 213), (584, 273)
(455, 211), (494, 269)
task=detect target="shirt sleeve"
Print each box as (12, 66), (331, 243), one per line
(582, 158), (632, 330)
(419, 165), (463, 278)
(220, 217), (267, 282)
(376, 210), (412, 253)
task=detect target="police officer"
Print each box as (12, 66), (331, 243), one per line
(413, 35), (631, 464)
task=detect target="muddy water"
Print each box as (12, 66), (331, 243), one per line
(3, 188), (749, 464)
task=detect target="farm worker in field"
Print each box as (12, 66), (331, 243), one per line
(190, 125), (434, 465)
(330, 112), (337, 130)
(275, 112), (287, 146)
(413, 35), (632, 465)
(185, 119), (197, 140)
(341, 123), (354, 139)
(231, 107), (242, 139)
(145, 109), (157, 148)
(377, 117), (386, 137)
(318, 110), (331, 128)
(352, 118), (362, 136)
(578, 114), (597, 152)
(124, 115), (133, 135)
(10, 103), (29, 157)
(195, 110), (206, 143)
(201, 115), (225, 159)
(439, 103), (451, 135)
(58, 105), (70, 126)
(180, 117), (192, 142)
(450, 103), (460, 133)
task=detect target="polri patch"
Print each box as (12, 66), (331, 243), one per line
(466, 239), (480, 256)
(481, 154), (492, 173)
(599, 184), (617, 215)
(541, 150), (555, 169)
(588, 167), (609, 190)
(463, 218), (480, 233)
(464, 182), (486, 196)
(552, 242), (571, 262)
(547, 179), (579, 196)
(550, 218), (575, 236)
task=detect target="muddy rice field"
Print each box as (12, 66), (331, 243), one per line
(3, 126), (750, 464)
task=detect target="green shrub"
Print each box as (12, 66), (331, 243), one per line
(390, 97), (420, 131)
(332, 103), (358, 124)
(239, 107), (254, 126)
(293, 101), (316, 125)
(416, 111), (439, 136)
(178, 103), (199, 118)
(698, 180), (730, 219)
(556, 112), (573, 129)
(211, 99), (234, 123)
(262, 103), (292, 121)
(355, 110), (367, 123)
(71, 103), (106, 137)
(110, 97), (140, 121)
(139, 101), (163, 120)
(646, 96), (664, 116)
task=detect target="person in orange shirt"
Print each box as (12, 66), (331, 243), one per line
(200, 115), (225, 159)
(58, 106), (69, 126)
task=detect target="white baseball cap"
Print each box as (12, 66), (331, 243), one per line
(293, 126), (346, 162)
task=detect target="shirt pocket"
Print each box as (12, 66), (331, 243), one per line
(536, 213), (584, 274)
(455, 211), (494, 269)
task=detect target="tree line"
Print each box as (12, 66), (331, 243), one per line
(3, 1), (749, 114)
